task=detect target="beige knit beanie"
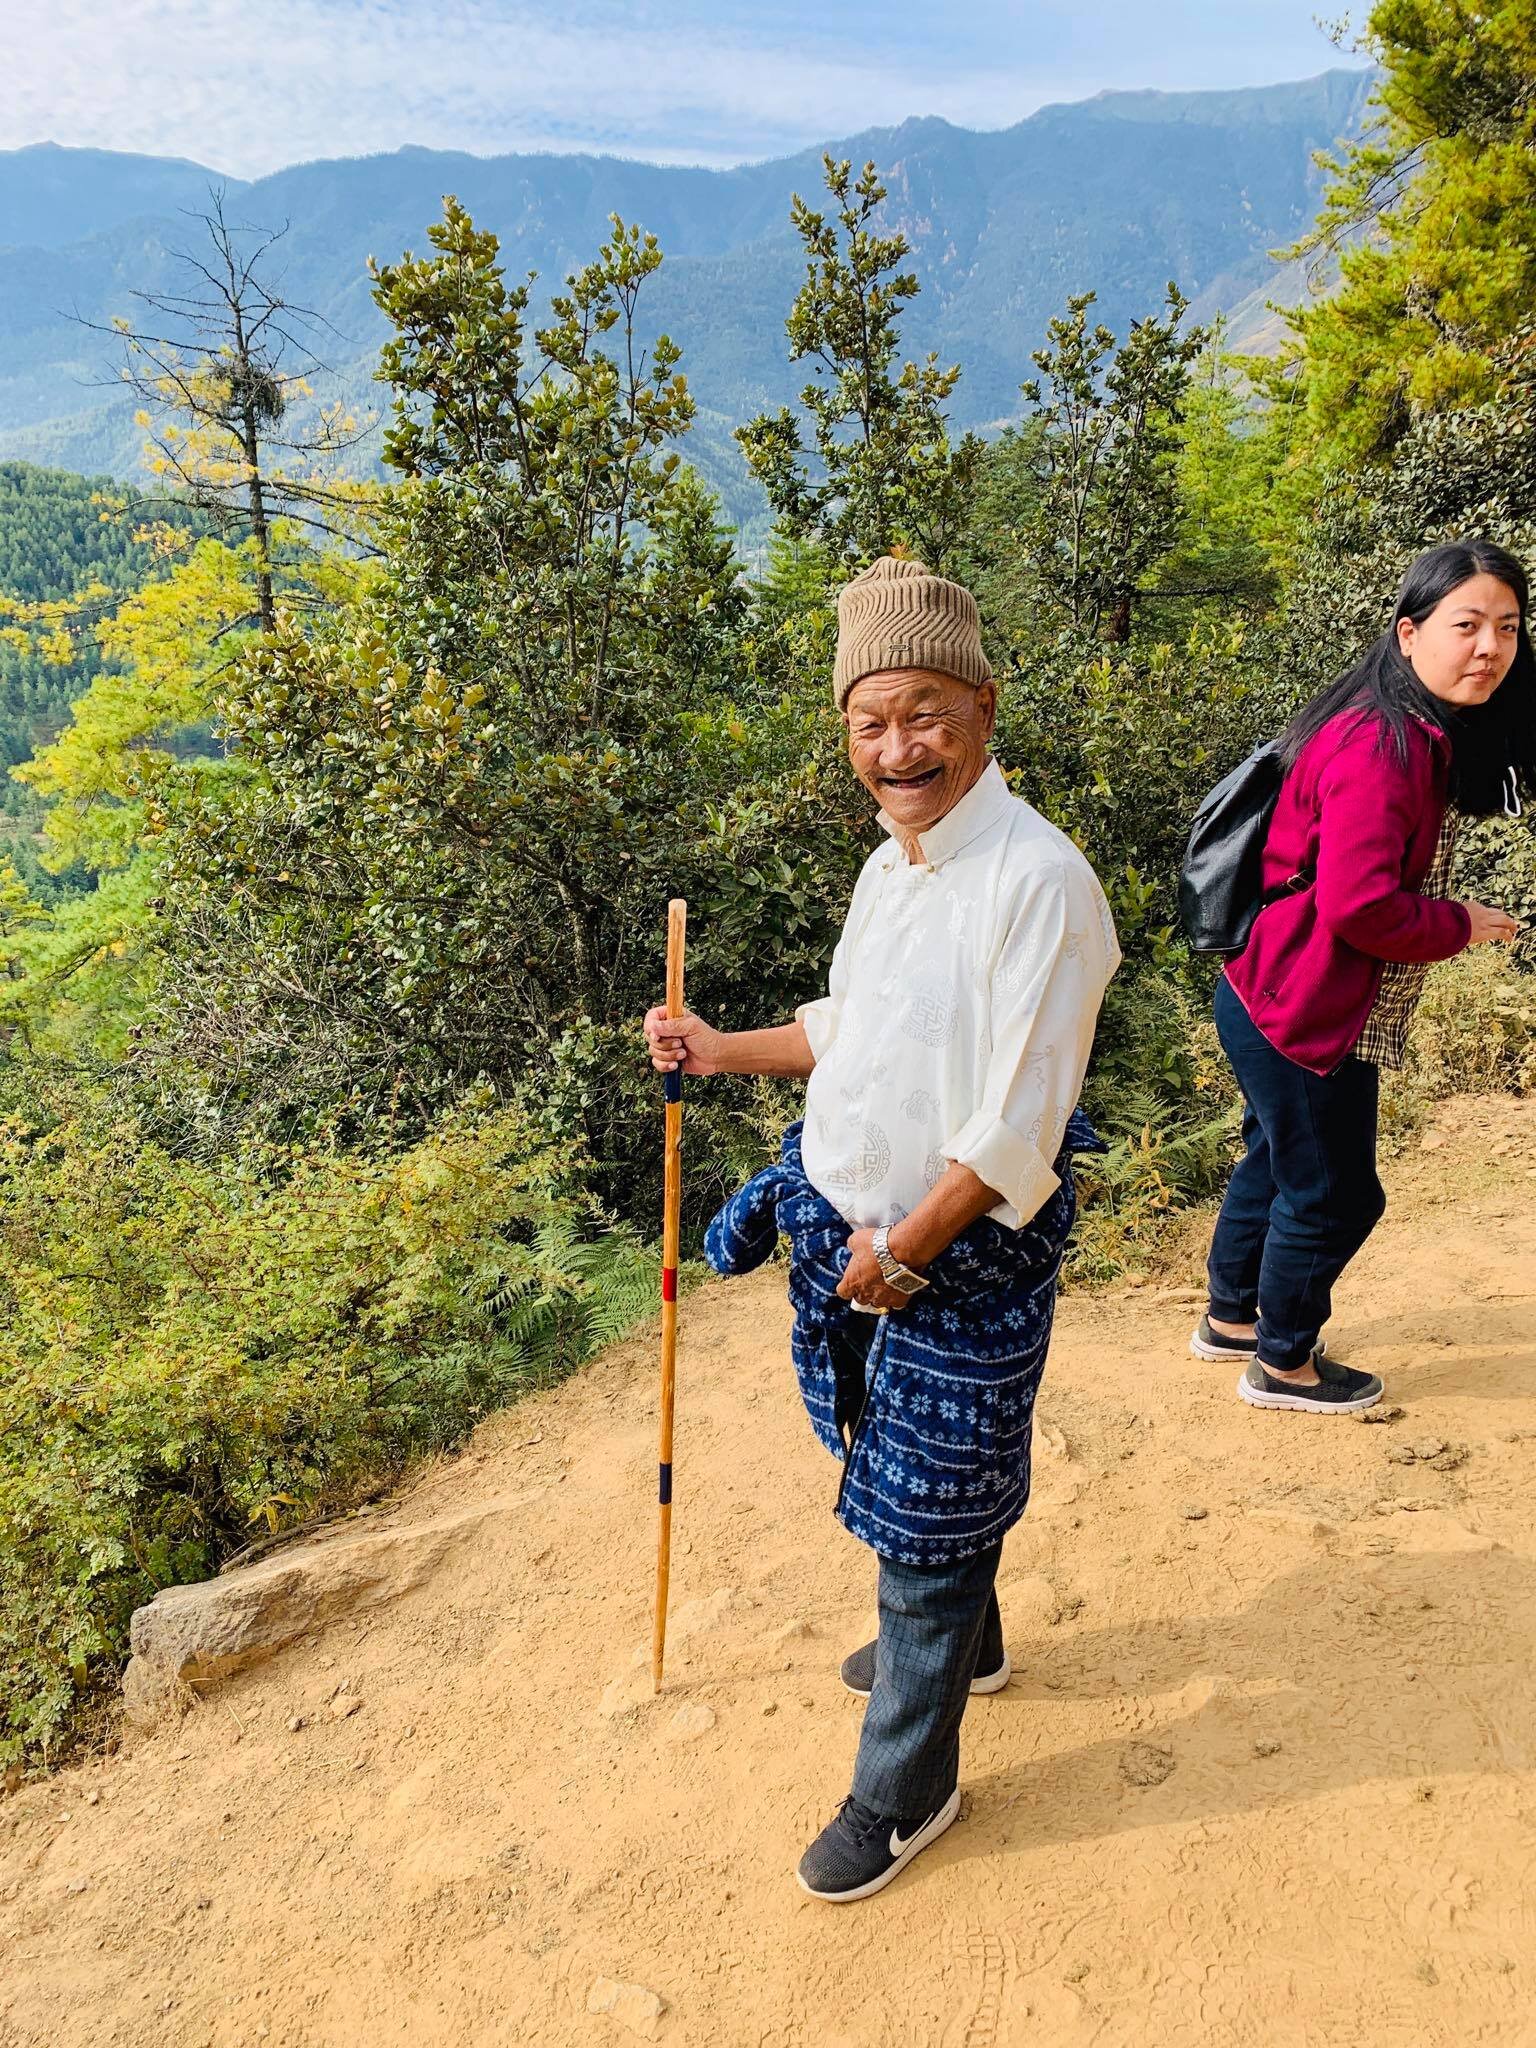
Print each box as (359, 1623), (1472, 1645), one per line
(832, 554), (992, 709)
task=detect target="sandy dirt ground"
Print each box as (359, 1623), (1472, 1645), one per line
(4, 1093), (1536, 2048)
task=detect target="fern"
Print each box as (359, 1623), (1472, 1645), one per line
(475, 1214), (670, 1387)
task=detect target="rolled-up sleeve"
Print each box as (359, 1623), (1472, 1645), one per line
(795, 989), (841, 1064)
(943, 861), (1118, 1226)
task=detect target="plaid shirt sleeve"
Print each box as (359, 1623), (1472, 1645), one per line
(1354, 809), (1460, 1070)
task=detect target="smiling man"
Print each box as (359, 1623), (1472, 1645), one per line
(644, 554), (1120, 1900)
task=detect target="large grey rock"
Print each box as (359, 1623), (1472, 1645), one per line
(122, 1493), (536, 1726)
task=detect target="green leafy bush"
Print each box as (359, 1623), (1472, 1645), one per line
(1068, 964), (1240, 1282)
(0, 1086), (660, 1764)
(1380, 947), (1536, 1143)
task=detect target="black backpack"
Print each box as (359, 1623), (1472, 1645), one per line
(1178, 739), (1305, 956)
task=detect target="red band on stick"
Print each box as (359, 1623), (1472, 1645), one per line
(661, 1267), (678, 1303)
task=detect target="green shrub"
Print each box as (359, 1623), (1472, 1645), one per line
(1380, 947), (1536, 1142)
(1068, 963), (1240, 1283)
(1457, 813), (1536, 947)
(0, 1086), (660, 1765)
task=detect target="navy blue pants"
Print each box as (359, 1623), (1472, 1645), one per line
(1207, 974), (1387, 1371)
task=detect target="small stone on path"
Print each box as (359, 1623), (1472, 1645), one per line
(586, 1975), (665, 2040)
(1181, 1504), (1208, 1521)
(1359, 1405), (1404, 1426)
(329, 1694), (362, 1720)
(1120, 1742), (1175, 1788)
(1252, 1738), (1282, 1758)
(666, 1702), (716, 1742)
(597, 1672), (650, 1719)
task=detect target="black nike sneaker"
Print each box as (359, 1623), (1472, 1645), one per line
(796, 1788), (961, 1902)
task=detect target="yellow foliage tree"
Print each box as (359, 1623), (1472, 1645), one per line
(98, 190), (383, 632)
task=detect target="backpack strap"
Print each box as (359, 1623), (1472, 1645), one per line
(1259, 865), (1313, 907)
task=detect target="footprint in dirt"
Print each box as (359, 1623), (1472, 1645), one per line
(942, 1923), (1014, 2048)
(938, 1923), (1084, 2044)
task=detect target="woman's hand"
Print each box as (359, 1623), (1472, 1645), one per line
(836, 1228), (918, 1314)
(1461, 900), (1523, 946)
(643, 1006), (729, 1075)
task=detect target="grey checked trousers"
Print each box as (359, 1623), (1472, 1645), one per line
(849, 1538), (1004, 1817)
(831, 1315), (1007, 1818)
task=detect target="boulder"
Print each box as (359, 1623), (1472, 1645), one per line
(122, 1493), (537, 1725)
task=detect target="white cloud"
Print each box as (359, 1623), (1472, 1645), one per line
(9, 0), (1028, 174)
(7, 0), (1365, 177)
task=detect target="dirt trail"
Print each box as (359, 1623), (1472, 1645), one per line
(5, 1095), (1536, 2048)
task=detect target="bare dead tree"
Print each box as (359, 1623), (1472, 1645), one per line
(83, 188), (380, 633)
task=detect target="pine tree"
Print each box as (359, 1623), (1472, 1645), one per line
(1282, 0), (1536, 460)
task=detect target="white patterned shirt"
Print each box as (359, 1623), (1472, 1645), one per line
(796, 759), (1121, 1232)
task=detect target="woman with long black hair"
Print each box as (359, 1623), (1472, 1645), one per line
(1195, 539), (1534, 1413)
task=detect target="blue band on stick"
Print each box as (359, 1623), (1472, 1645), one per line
(659, 1462), (673, 1506)
(664, 1069), (682, 1104)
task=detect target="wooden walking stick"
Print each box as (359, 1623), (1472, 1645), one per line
(652, 897), (687, 1692)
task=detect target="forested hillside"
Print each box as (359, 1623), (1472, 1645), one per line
(0, 1), (1532, 1774)
(0, 463), (206, 895)
(0, 69), (1372, 527)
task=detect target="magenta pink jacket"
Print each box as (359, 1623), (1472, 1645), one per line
(1225, 710), (1471, 1074)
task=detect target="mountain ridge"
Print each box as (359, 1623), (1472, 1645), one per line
(0, 68), (1373, 526)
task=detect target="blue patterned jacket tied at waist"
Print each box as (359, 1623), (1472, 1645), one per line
(703, 1112), (1104, 1567)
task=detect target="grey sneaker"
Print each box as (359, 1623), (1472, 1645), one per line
(796, 1788), (961, 1902)
(1194, 1315), (1336, 1364)
(840, 1638), (1011, 1699)
(1237, 1352), (1382, 1414)
(1190, 1312), (1258, 1360)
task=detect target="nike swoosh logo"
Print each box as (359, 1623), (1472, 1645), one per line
(889, 1818), (931, 1856)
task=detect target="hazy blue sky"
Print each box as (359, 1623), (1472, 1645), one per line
(10, 0), (1373, 178)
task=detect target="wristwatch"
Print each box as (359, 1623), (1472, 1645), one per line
(871, 1226), (929, 1296)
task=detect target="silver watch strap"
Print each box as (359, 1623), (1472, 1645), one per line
(872, 1226), (927, 1292)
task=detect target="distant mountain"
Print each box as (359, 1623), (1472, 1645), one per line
(0, 70), (1371, 529)
(0, 143), (237, 252)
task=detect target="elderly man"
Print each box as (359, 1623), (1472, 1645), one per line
(644, 555), (1119, 1900)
